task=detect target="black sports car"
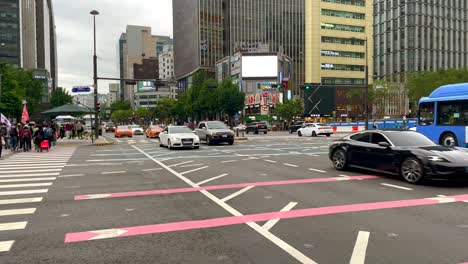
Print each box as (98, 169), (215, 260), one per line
(329, 130), (468, 184)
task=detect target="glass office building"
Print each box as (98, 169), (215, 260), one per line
(373, 0), (468, 81)
(173, 0), (305, 94)
(0, 0), (21, 66)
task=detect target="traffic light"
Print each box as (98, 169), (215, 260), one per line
(95, 103), (101, 112)
(277, 84), (281, 89)
(305, 85), (311, 90)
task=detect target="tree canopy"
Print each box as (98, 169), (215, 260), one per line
(50, 87), (73, 108)
(276, 99), (303, 122)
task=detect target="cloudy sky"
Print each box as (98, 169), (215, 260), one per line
(54, 0), (173, 93)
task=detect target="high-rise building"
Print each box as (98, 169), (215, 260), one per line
(117, 25), (172, 103)
(0, 0), (57, 100)
(107, 83), (120, 107)
(305, 0), (373, 86)
(173, 0), (305, 94)
(373, 1), (468, 81)
(159, 45), (174, 81)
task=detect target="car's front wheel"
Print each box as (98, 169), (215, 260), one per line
(312, 131), (317, 137)
(400, 157), (424, 184)
(206, 136), (212, 145)
(332, 149), (347, 171)
(168, 140), (172, 150)
(298, 131), (302, 137)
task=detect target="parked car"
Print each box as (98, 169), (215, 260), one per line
(115, 125), (133, 138)
(146, 125), (164, 138)
(288, 122), (304, 134)
(105, 122), (116, 132)
(194, 121), (235, 145)
(159, 126), (200, 149)
(298, 123), (333, 137)
(129, 125), (144, 135)
(329, 130), (468, 184)
(246, 122), (268, 134)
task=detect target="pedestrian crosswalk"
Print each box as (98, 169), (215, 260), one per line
(0, 147), (75, 252)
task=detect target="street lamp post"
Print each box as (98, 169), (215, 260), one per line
(90, 9), (100, 139)
(364, 36), (369, 130)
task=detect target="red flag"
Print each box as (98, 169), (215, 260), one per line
(21, 105), (30, 124)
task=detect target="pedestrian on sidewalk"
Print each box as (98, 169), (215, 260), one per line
(43, 124), (54, 149)
(59, 124), (65, 139)
(9, 124), (19, 151)
(0, 123), (5, 159)
(19, 125), (32, 152)
(65, 122), (72, 139)
(76, 121), (83, 139)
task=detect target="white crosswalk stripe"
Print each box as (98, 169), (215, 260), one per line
(0, 146), (75, 252)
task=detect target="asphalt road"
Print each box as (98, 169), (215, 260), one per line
(1, 132), (468, 264)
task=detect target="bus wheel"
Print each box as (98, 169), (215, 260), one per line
(441, 133), (458, 147)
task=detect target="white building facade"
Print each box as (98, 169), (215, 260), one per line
(158, 45), (174, 81)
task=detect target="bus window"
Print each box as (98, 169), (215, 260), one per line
(437, 101), (466, 126)
(419, 102), (434, 126)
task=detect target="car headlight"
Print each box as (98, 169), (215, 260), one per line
(428, 156), (449, 162)
(173, 137), (180, 141)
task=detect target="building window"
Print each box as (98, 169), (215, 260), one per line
(321, 9), (365, 20)
(321, 78), (365, 85)
(321, 36), (365, 45)
(321, 50), (365, 58)
(321, 0), (365, 7)
(321, 64), (365, 71)
(321, 23), (365, 33)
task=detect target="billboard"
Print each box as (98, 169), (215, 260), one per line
(304, 84), (336, 117)
(137, 81), (155, 92)
(242, 55), (278, 78)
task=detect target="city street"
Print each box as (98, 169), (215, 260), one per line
(0, 134), (467, 263)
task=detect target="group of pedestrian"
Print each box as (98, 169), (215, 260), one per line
(0, 122), (57, 156)
(58, 121), (84, 140)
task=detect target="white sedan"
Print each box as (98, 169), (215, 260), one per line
(159, 126), (200, 149)
(297, 123), (333, 137)
(130, 125), (144, 135)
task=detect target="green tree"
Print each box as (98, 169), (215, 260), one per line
(0, 63), (43, 120)
(50, 87), (73, 107)
(217, 80), (245, 126)
(155, 98), (177, 124)
(110, 101), (132, 112)
(276, 99), (304, 123)
(110, 110), (132, 124)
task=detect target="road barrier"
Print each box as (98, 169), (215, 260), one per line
(329, 118), (417, 133)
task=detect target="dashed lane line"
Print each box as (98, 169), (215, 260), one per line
(141, 168), (163, 172)
(349, 231), (370, 264)
(167, 161), (194, 167)
(221, 186), (255, 202)
(180, 166), (209, 175)
(308, 168), (327, 173)
(59, 174), (85, 178)
(263, 202), (298, 231)
(264, 160), (277, 163)
(180, 164), (205, 168)
(283, 163), (299, 168)
(197, 174), (229, 186)
(220, 160), (238, 163)
(101, 171), (126, 175)
(380, 183), (414, 191)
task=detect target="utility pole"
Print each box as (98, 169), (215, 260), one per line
(90, 10), (100, 139)
(364, 36), (369, 130)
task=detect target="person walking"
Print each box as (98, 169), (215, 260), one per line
(33, 126), (44, 152)
(59, 124), (65, 139)
(0, 123), (5, 159)
(65, 122), (72, 139)
(43, 125), (54, 149)
(373, 120), (378, 130)
(19, 126), (32, 152)
(76, 121), (83, 139)
(9, 124), (19, 151)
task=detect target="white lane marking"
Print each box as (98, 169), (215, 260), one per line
(428, 197), (457, 203)
(133, 145), (316, 263)
(339, 175), (350, 178)
(350, 231), (370, 264)
(0, 197), (43, 205)
(101, 171), (126, 175)
(0, 189), (48, 196)
(180, 166), (209, 175)
(0, 173), (60, 179)
(283, 163), (299, 168)
(0, 169), (61, 174)
(380, 183), (413, 191)
(220, 160), (237, 163)
(221, 186), (255, 202)
(58, 174), (85, 178)
(308, 168), (326, 173)
(167, 161), (194, 167)
(197, 174), (229, 185)
(0, 161), (66, 165)
(0, 164), (65, 169)
(0, 240), (14, 252)
(141, 168), (163, 172)
(0, 208), (36, 217)
(0, 221), (27, 231)
(152, 153), (173, 157)
(0, 177), (56, 183)
(180, 164), (205, 168)
(89, 229), (128, 240)
(0, 182), (53, 189)
(264, 159), (277, 163)
(263, 202), (298, 231)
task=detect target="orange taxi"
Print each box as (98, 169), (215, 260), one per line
(146, 125), (164, 138)
(115, 125), (133, 138)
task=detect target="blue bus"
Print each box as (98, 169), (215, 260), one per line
(417, 83), (468, 147)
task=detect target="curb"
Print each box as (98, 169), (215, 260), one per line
(235, 137), (248, 141)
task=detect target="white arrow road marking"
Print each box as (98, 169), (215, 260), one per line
(89, 228), (128, 240)
(350, 231), (370, 264)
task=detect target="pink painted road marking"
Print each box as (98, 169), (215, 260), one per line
(75, 175), (380, 200)
(65, 193), (468, 243)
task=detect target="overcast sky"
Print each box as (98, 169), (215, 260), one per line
(54, 0), (173, 93)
